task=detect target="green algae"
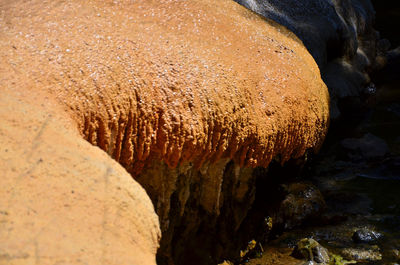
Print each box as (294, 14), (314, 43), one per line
(329, 254), (356, 265)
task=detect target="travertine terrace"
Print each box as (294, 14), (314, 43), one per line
(0, 0), (329, 263)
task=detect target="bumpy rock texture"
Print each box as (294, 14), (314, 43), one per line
(234, 0), (383, 119)
(0, 89), (161, 264)
(0, 0), (329, 264)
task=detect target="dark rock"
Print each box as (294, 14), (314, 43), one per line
(352, 228), (382, 243)
(234, 0), (380, 119)
(234, 0), (374, 67)
(388, 46), (400, 62)
(276, 183), (326, 229)
(340, 133), (389, 160)
(312, 244), (330, 263)
(293, 238), (330, 264)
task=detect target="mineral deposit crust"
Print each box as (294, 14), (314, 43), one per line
(0, 0), (329, 264)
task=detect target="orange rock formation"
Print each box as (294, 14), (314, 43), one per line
(0, 89), (161, 264)
(0, 0), (329, 264)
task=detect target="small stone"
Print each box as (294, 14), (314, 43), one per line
(277, 183), (326, 229)
(312, 244), (330, 263)
(352, 228), (382, 244)
(293, 238), (330, 264)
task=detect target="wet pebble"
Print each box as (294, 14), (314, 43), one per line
(352, 228), (382, 243)
(313, 245), (329, 263)
(293, 238), (330, 264)
(277, 183), (326, 229)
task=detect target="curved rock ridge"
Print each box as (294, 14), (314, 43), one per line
(0, 0), (329, 264)
(235, 0), (383, 118)
(0, 89), (161, 265)
(1, 0), (329, 171)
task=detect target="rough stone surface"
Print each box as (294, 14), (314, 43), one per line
(293, 238), (330, 264)
(276, 183), (326, 230)
(0, 0), (329, 264)
(352, 228), (382, 243)
(0, 90), (161, 264)
(234, 0), (383, 119)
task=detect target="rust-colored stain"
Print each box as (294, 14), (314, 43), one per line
(1, 0), (329, 174)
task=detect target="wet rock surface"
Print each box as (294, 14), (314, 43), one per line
(292, 238), (330, 264)
(352, 228), (382, 244)
(276, 183), (326, 230)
